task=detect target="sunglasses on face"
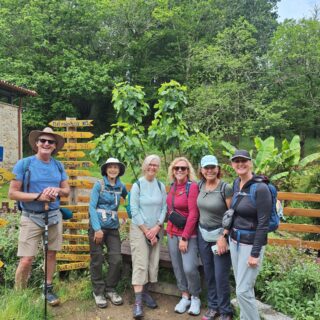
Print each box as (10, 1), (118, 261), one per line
(173, 166), (188, 172)
(203, 165), (217, 170)
(232, 158), (249, 163)
(38, 138), (56, 145)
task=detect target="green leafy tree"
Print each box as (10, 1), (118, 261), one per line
(221, 135), (320, 191)
(91, 83), (149, 179)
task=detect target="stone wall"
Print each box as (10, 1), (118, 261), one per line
(0, 102), (20, 169)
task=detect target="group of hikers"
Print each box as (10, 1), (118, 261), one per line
(8, 127), (274, 320)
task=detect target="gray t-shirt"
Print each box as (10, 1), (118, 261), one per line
(197, 180), (233, 228)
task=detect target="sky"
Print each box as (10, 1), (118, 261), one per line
(277, 0), (320, 21)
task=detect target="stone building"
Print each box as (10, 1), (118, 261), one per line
(0, 80), (37, 168)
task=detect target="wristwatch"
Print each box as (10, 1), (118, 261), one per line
(181, 237), (187, 241)
(223, 233), (229, 239)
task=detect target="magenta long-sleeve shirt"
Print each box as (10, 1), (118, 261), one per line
(166, 180), (199, 239)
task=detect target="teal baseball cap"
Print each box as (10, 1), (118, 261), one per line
(200, 155), (218, 168)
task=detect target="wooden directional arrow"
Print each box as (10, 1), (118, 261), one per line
(0, 168), (15, 185)
(49, 119), (93, 128)
(61, 161), (94, 168)
(77, 195), (90, 203)
(62, 204), (89, 212)
(57, 253), (90, 262)
(67, 180), (94, 189)
(62, 234), (89, 241)
(72, 212), (89, 220)
(65, 169), (91, 177)
(63, 143), (95, 150)
(63, 222), (89, 229)
(0, 261), (3, 268)
(61, 244), (90, 252)
(57, 151), (86, 158)
(57, 262), (89, 271)
(58, 132), (94, 139)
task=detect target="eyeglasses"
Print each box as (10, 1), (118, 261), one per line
(203, 165), (217, 170)
(173, 166), (188, 172)
(38, 138), (56, 145)
(149, 163), (159, 167)
(232, 158), (249, 163)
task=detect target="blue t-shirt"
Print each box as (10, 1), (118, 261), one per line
(13, 156), (68, 211)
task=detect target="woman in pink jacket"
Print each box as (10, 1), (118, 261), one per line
(166, 157), (201, 316)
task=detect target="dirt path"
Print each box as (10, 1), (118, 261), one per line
(51, 291), (206, 320)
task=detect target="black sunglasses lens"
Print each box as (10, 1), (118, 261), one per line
(174, 166), (188, 171)
(39, 138), (56, 145)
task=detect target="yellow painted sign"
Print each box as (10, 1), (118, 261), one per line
(62, 204), (89, 212)
(56, 253), (90, 262)
(77, 195), (90, 203)
(0, 218), (8, 227)
(63, 143), (95, 150)
(57, 262), (89, 271)
(57, 151), (86, 158)
(63, 222), (89, 229)
(72, 212), (89, 220)
(57, 132), (94, 139)
(0, 168), (15, 185)
(62, 234), (89, 241)
(49, 119), (93, 127)
(0, 261), (3, 268)
(61, 161), (94, 168)
(61, 244), (90, 252)
(65, 169), (91, 177)
(68, 180), (94, 189)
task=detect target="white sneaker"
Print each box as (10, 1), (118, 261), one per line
(188, 295), (201, 315)
(174, 296), (191, 314)
(105, 291), (123, 305)
(93, 292), (108, 308)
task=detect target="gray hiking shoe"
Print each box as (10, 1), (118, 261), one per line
(93, 292), (108, 308)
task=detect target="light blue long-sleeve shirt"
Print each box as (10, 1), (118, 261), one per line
(130, 176), (167, 228)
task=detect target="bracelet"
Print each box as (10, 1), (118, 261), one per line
(34, 192), (42, 201)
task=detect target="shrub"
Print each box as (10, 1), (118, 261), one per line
(256, 246), (320, 320)
(0, 213), (44, 288)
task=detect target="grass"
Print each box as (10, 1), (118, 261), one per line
(0, 288), (52, 320)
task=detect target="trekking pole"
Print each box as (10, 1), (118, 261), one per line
(43, 202), (49, 320)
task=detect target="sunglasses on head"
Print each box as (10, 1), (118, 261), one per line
(203, 165), (217, 170)
(232, 158), (249, 163)
(173, 166), (188, 172)
(38, 138), (56, 145)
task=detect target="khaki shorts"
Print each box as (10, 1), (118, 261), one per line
(130, 224), (162, 286)
(17, 213), (63, 257)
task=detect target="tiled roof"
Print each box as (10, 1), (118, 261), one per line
(0, 80), (38, 96)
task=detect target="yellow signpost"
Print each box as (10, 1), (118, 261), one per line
(50, 118), (94, 270)
(57, 132), (94, 139)
(49, 119), (93, 127)
(63, 143), (96, 150)
(57, 151), (86, 158)
(0, 218), (8, 227)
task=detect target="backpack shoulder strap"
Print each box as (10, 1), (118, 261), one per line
(22, 156), (34, 192)
(198, 179), (204, 191)
(186, 181), (192, 197)
(98, 179), (105, 193)
(53, 158), (63, 174)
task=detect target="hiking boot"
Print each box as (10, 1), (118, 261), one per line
(133, 301), (144, 319)
(93, 292), (108, 308)
(201, 308), (220, 320)
(174, 296), (191, 314)
(188, 295), (201, 316)
(142, 292), (158, 309)
(106, 291), (123, 305)
(45, 284), (60, 306)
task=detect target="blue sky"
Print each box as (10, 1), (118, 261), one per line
(277, 0), (320, 21)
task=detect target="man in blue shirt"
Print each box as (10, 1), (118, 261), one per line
(8, 127), (70, 306)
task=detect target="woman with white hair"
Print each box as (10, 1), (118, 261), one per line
(130, 154), (167, 319)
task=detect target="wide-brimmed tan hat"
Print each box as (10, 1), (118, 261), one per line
(100, 157), (126, 177)
(29, 127), (65, 154)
